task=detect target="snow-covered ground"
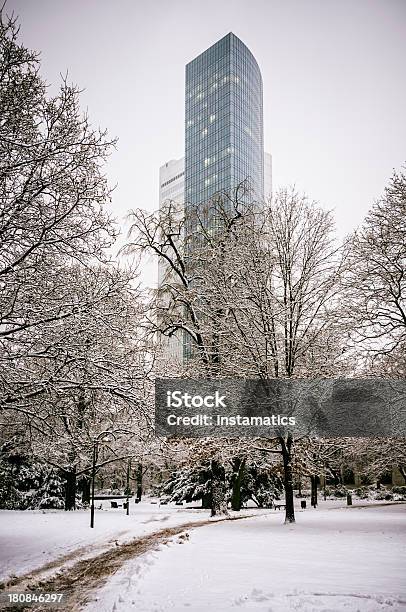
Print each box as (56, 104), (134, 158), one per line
(84, 504), (406, 612)
(0, 499), (402, 584)
(0, 500), (218, 581)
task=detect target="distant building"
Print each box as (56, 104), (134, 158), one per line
(158, 158), (184, 287)
(159, 158), (184, 209)
(157, 158), (184, 362)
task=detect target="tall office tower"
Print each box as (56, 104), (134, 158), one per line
(185, 32), (264, 221)
(159, 33), (266, 362)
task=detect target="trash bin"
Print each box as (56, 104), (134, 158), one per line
(346, 493), (352, 506)
(301, 500), (306, 509)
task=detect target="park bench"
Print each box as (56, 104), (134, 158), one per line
(273, 502), (286, 511)
(91, 495), (132, 510)
(110, 500), (130, 509)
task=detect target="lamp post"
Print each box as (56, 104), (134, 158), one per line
(90, 440), (97, 528)
(126, 459), (131, 516)
(90, 431), (115, 529)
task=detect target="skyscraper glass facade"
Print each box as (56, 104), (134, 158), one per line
(185, 33), (264, 216)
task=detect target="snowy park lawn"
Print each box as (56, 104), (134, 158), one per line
(0, 497), (391, 583)
(84, 504), (406, 612)
(0, 501), (217, 581)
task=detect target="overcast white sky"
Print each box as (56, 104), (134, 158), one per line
(8, 0), (406, 266)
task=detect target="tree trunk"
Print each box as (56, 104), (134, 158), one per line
(231, 457), (246, 511)
(331, 469), (341, 486)
(81, 476), (91, 504)
(64, 468), (76, 511)
(310, 475), (318, 507)
(398, 465), (406, 484)
(210, 458), (228, 517)
(280, 435), (295, 523)
(136, 463), (143, 501)
(201, 492), (212, 509)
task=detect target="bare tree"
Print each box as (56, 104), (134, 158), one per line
(0, 263), (154, 509)
(343, 167), (406, 362)
(123, 184), (253, 375)
(0, 13), (156, 509)
(204, 188), (347, 522)
(124, 186), (348, 522)
(0, 10), (116, 348)
(354, 437), (406, 486)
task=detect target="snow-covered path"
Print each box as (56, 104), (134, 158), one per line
(0, 502), (270, 583)
(0, 503), (216, 582)
(85, 505), (406, 612)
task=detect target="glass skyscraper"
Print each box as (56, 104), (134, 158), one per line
(158, 33), (267, 362)
(185, 32), (264, 217)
